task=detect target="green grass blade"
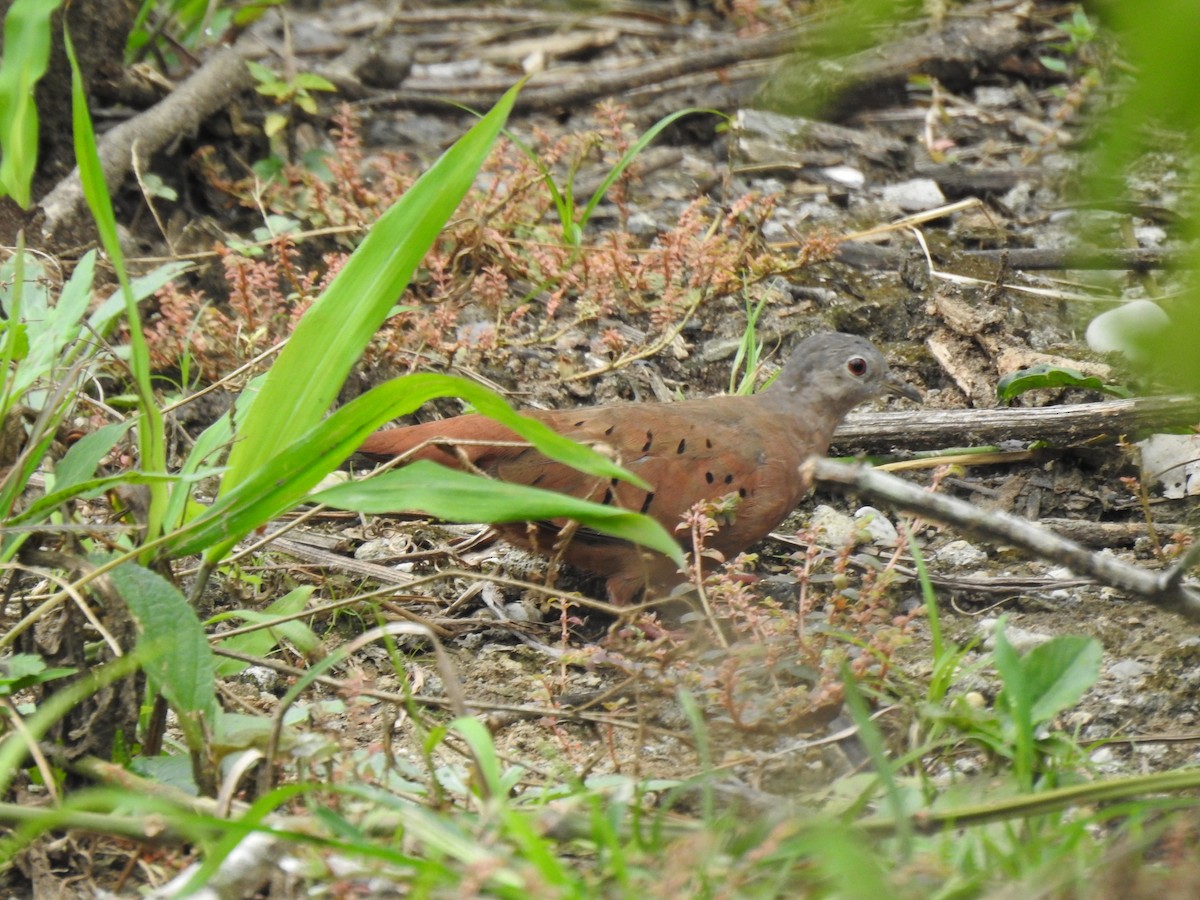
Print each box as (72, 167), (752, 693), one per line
(577, 108), (724, 229)
(9, 471), (189, 529)
(0, 0), (63, 206)
(65, 28), (168, 545)
(6, 249), (94, 405)
(314, 460), (682, 562)
(992, 618), (1034, 789)
(219, 80), (526, 496)
(0, 236), (28, 418)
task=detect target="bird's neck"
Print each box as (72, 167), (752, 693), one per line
(757, 382), (849, 451)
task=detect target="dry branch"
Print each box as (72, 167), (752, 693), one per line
(39, 33), (259, 242)
(834, 395), (1200, 453)
(960, 247), (1178, 272)
(808, 458), (1200, 621)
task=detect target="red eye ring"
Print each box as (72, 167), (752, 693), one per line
(847, 356), (868, 377)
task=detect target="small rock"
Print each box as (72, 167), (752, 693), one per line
(1001, 181), (1033, 215)
(953, 756), (983, 775)
(1134, 743), (1167, 762)
(854, 506), (899, 546)
(1134, 224), (1167, 246)
(626, 211), (659, 237)
(818, 165), (865, 189)
(414, 59), (482, 80)
(356, 535), (410, 562)
(978, 618), (1052, 652)
(502, 601), (542, 623)
(241, 666), (281, 692)
(879, 178), (946, 212)
(899, 595), (923, 614)
(935, 539), (987, 570)
(762, 220), (790, 242)
(974, 86), (1016, 108)
(1107, 659), (1149, 683)
(808, 505), (858, 547)
(754, 177), (788, 195)
(354, 34), (413, 88)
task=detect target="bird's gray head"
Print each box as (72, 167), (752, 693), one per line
(769, 332), (921, 415)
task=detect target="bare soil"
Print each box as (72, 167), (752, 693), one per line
(13, 1), (1200, 892)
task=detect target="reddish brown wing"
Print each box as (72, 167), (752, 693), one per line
(357, 414), (536, 472)
(564, 398), (805, 555)
(488, 400), (805, 554)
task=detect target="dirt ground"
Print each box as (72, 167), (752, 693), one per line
(17, 0), (1200, 869)
(213, 1), (1199, 789)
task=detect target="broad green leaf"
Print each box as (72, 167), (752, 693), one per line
(293, 72), (335, 92)
(1023, 635), (1102, 727)
(313, 460), (683, 564)
(210, 586), (318, 677)
(52, 420), (134, 491)
(108, 563), (218, 745)
(0, 653), (73, 696)
(210, 711), (272, 751)
(0, 321), (28, 362)
(264, 112), (287, 138)
(129, 754), (197, 795)
(991, 618), (1032, 788)
(245, 60), (277, 85)
(220, 80), (526, 499)
(996, 363), (1131, 404)
(0, 250), (73, 403)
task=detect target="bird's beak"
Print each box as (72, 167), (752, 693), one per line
(884, 373), (922, 403)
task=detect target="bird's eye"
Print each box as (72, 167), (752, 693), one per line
(847, 356), (868, 377)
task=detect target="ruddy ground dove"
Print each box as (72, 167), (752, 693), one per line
(358, 332), (920, 603)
